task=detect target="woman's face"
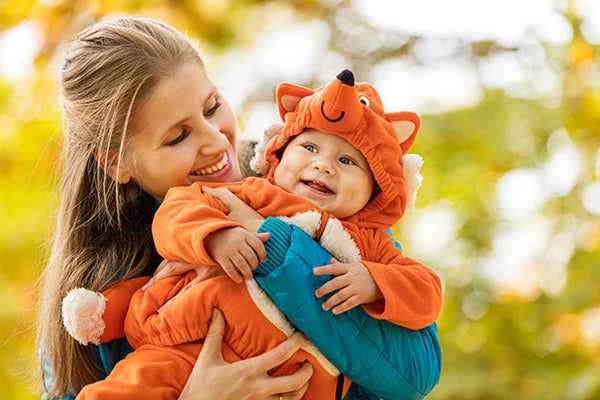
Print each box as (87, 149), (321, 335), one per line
(125, 62), (240, 201)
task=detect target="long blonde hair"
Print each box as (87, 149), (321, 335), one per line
(38, 17), (204, 397)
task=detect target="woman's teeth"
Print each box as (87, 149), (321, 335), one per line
(191, 153), (228, 176)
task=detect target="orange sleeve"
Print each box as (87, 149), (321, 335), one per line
(153, 178), (319, 265)
(152, 182), (244, 265)
(359, 229), (443, 330)
(77, 344), (198, 400)
(99, 277), (150, 343)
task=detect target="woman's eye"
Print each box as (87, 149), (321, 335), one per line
(205, 101), (221, 117)
(339, 156), (355, 165)
(165, 129), (190, 146)
(302, 144), (317, 152)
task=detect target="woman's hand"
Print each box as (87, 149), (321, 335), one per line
(142, 259), (226, 291)
(179, 309), (313, 400)
(202, 186), (266, 232)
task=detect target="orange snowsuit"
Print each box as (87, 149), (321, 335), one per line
(76, 70), (443, 399)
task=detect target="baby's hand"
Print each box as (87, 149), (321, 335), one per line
(313, 259), (383, 315)
(205, 227), (270, 283)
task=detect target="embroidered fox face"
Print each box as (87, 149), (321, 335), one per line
(259, 70), (423, 229)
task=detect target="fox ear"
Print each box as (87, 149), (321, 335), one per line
(276, 82), (314, 121)
(387, 111), (421, 154)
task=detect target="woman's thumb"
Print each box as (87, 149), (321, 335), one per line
(201, 308), (225, 361)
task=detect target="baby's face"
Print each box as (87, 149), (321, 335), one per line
(273, 129), (375, 219)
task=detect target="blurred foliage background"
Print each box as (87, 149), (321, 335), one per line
(1, 0), (599, 399)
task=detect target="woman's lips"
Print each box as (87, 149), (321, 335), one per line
(190, 152), (229, 176)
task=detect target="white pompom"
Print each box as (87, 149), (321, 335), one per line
(62, 288), (107, 345)
(402, 154), (424, 212)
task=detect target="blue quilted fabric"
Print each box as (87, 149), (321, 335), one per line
(256, 217), (441, 400)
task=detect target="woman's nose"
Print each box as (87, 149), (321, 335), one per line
(197, 124), (229, 155)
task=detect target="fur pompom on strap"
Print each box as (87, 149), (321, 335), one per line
(62, 288), (107, 345)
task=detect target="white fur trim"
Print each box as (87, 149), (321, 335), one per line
(402, 154), (423, 212)
(277, 210), (321, 238)
(279, 212), (362, 263)
(62, 288), (107, 345)
(245, 279), (340, 376)
(250, 122), (284, 175)
(320, 218), (362, 263)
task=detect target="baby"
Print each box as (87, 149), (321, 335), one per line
(64, 70), (442, 400)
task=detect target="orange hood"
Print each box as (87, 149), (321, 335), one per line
(257, 70), (421, 229)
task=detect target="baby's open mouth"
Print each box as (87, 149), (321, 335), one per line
(302, 180), (333, 194)
(190, 153), (228, 176)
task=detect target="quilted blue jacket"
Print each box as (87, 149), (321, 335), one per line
(256, 217), (441, 400)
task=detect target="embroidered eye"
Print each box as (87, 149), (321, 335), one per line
(359, 96), (370, 106)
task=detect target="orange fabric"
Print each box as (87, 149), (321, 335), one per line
(98, 277), (150, 343)
(83, 272), (349, 399)
(153, 178), (442, 329)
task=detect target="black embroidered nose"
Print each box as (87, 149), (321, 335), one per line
(336, 69), (355, 87)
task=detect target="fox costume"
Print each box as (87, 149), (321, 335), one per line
(63, 70), (442, 400)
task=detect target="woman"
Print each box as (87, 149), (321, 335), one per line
(38, 16), (312, 400)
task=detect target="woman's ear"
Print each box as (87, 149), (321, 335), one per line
(93, 148), (132, 184)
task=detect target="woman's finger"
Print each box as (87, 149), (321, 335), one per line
(202, 186), (239, 211)
(262, 362), (313, 398)
(283, 379), (310, 400)
(247, 332), (307, 372)
(199, 308), (226, 363)
(143, 260), (182, 290)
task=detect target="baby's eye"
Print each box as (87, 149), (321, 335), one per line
(302, 144), (317, 152)
(339, 156), (355, 165)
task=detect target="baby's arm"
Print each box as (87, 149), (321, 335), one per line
(313, 259), (383, 315)
(204, 227), (269, 283)
(358, 230), (443, 330)
(153, 183), (267, 283)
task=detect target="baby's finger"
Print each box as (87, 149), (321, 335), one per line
(321, 286), (352, 311)
(314, 276), (346, 299)
(222, 261), (244, 283)
(239, 244), (260, 271)
(331, 295), (360, 315)
(312, 259), (346, 276)
(230, 253), (253, 280)
(247, 234), (267, 263)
